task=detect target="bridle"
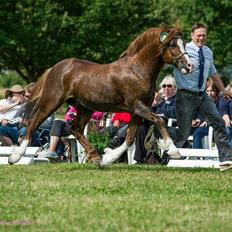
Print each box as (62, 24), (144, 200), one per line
(168, 46), (188, 65)
(161, 36), (188, 66)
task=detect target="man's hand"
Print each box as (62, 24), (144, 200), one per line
(192, 119), (201, 127)
(1, 119), (9, 126)
(152, 92), (163, 107)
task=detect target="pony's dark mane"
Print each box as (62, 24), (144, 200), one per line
(120, 26), (182, 58)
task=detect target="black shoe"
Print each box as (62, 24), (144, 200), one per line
(161, 151), (170, 165)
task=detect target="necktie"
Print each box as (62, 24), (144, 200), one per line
(198, 47), (204, 89)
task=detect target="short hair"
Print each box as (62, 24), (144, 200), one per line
(191, 23), (207, 33)
(159, 75), (176, 89)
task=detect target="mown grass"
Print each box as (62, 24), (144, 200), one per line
(1, 163), (232, 232)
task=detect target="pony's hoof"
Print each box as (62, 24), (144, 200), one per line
(8, 153), (22, 165)
(92, 158), (101, 166)
(85, 154), (101, 166)
(167, 145), (181, 159)
(99, 155), (114, 167)
(99, 148), (115, 167)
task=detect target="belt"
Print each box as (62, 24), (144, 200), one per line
(178, 89), (205, 96)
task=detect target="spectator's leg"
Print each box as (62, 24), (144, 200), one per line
(0, 135), (13, 146)
(192, 127), (209, 149)
(226, 127), (232, 148)
(49, 136), (60, 152)
(109, 124), (129, 149)
(47, 119), (71, 153)
(29, 131), (41, 147)
(134, 125), (149, 162)
(106, 125), (119, 138)
(0, 126), (19, 146)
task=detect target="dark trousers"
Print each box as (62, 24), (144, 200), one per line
(50, 119), (71, 137)
(134, 125), (149, 162)
(175, 90), (232, 161)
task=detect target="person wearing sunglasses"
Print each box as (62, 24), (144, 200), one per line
(134, 75), (177, 164)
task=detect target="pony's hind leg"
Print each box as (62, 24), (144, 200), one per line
(100, 116), (139, 166)
(71, 107), (101, 165)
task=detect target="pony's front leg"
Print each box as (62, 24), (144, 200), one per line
(134, 100), (181, 159)
(71, 108), (101, 165)
(73, 131), (101, 165)
(153, 118), (180, 159)
(100, 117), (139, 166)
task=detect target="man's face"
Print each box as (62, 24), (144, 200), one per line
(191, 27), (207, 47)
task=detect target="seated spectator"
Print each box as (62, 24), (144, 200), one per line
(101, 112), (131, 149)
(217, 82), (232, 148)
(0, 84), (25, 145)
(0, 84), (25, 123)
(38, 106), (77, 160)
(0, 83), (54, 146)
(134, 75), (177, 164)
(192, 81), (220, 149)
(40, 106), (103, 160)
(88, 111), (105, 132)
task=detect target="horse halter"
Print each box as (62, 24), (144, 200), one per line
(160, 32), (187, 66)
(167, 40), (188, 65)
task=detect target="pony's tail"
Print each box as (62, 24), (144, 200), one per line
(23, 68), (52, 122)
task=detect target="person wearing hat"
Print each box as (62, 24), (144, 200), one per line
(0, 83), (54, 147)
(0, 84), (25, 125)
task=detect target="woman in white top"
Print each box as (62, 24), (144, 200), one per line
(0, 84), (25, 125)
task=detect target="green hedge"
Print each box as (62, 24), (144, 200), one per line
(88, 132), (110, 154)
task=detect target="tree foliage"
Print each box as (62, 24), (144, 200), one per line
(0, 0), (231, 83)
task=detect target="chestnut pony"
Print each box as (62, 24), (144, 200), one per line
(9, 26), (192, 165)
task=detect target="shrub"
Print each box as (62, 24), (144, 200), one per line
(88, 132), (111, 154)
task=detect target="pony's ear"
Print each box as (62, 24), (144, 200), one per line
(119, 50), (127, 59)
(176, 24), (181, 31)
(160, 32), (169, 43)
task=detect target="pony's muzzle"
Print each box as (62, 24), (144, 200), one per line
(181, 62), (193, 74)
(186, 62), (193, 73)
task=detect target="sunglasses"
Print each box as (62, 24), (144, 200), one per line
(162, 84), (173, 88)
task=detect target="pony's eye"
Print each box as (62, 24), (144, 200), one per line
(169, 39), (177, 47)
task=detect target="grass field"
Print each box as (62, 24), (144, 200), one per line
(1, 163), (232, 232)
